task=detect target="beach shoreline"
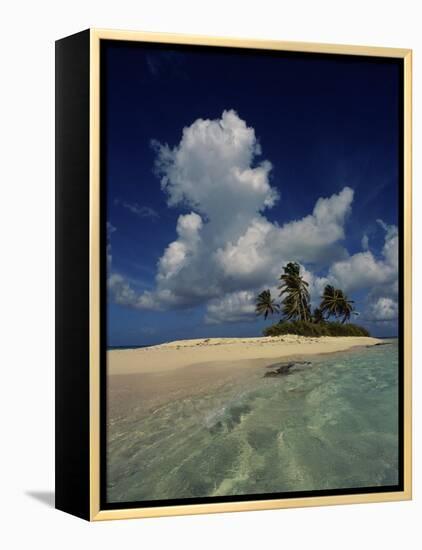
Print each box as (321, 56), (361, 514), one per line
(107, 335), (383, 376)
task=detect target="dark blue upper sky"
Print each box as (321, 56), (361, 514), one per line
(103, 41), (401, 346)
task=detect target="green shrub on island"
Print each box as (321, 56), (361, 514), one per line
(256, 261), (371, 337)
(263, 320), (370, 338)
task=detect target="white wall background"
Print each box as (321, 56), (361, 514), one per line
(0, 1), (419, 548)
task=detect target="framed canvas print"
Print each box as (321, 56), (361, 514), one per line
(55, 29), (412, 521)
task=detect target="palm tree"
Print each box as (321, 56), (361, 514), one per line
(320, 285), (341, 319)
(278, 262), (311, 321)
(337, 291), (355, 323)
(320, 285), (355, 323)
(313, 307), (325, 324)
(255, 290), (280, 320)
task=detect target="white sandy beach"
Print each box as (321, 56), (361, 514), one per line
(108, 335), (382, 376)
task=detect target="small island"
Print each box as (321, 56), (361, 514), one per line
(108, 263), (380, 378)
(256, 262), (370, 337)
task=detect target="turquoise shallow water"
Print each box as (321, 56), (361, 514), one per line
(107, 341), (399, 503)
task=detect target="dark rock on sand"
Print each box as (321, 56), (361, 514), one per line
(264, 361), (311, 377)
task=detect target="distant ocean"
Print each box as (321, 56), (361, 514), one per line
(107, 340), (399, 503)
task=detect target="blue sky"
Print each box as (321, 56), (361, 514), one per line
(104, 42), (401, 346)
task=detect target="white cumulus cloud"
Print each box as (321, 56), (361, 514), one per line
(326, 219), (398, 295)
(367, 297), (398, 322)
(108, 110), (396, 326)
(205, 290), (257, 324)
